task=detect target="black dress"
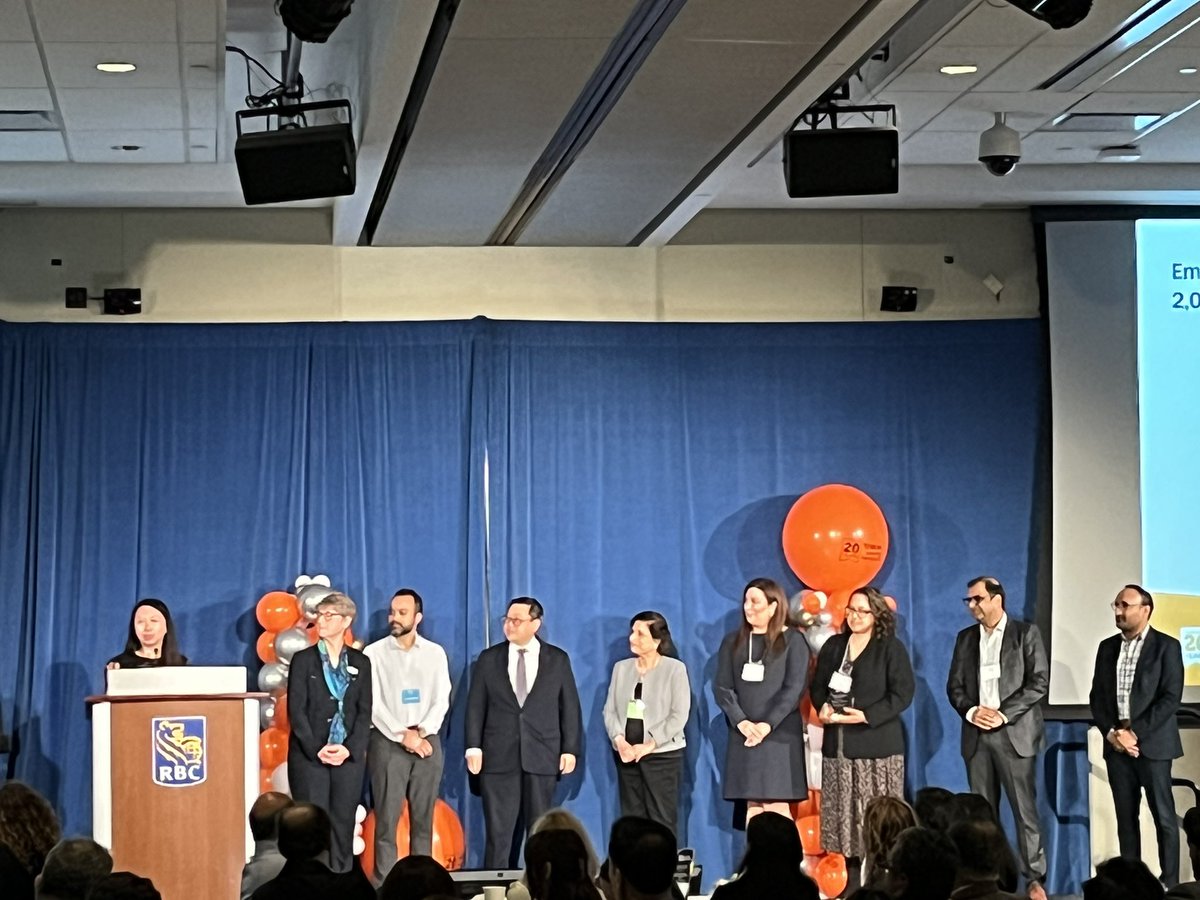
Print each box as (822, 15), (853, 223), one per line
(106, 651), (189, 668)
(715, 628), (811, 800)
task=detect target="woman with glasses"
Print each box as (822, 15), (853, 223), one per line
(811, 586), (914, 888)
(715, 577), (812, 826)
(603, 610), (691, 836)
(286, 591), (373, 872)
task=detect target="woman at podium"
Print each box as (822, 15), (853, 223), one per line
(286, 591), (372, 873)
(106, 598), (188, 669)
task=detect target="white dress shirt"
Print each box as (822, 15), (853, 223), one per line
(363, 632), (451, 739)
(508, 636), (541, 695)
(968, 613), (1009, 725)
(1116, 625), (1149, 722)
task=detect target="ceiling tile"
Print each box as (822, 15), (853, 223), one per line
(1097, 45), (1200, 92)
(68, 129), (185, 162)
(0, 43), (49, 89)
(186, 128), (216, 162)
(919, 90), (1086, 133)
(1069, 91), (1200, 113)
(184, 44), (218, 88)
(186, 88), (216, 129)
(973, 45), (1083, 91)
(0, 0), (34, 41)
(58, 87), (183, 130)
(940, 2), (1046, 48)
(0, 88), (54, 110)
(179, 0), (218, 43)
(885, 45), (1016, 92)
(0, 129), (66, 161)
(892, 129), (982, 164)
(878, 91), (960, 133)
(33, 0), (178, 42)
(43, 42), (180, 88)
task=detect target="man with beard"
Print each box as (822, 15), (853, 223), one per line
(364, 588), (451, 881)
(1089, 583), (1184, 888)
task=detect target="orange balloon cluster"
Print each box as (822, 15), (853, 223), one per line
(782, 484), (889, 592)
(359, 799), (466, 876)
(255, 590), (302, 788)
(790, 791), (848, 897)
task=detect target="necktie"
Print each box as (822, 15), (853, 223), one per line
(516, 648), (528, 706)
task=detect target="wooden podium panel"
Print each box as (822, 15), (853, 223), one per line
(109, 699), (247, 900)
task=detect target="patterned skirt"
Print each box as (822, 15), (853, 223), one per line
(819, 748), (905, 858)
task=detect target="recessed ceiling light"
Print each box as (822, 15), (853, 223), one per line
(939, 64), (978, 75)
(1181, 67), (1199, 75)
(96, 62), (136, 74)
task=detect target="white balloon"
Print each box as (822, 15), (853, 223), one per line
(270, 762), (289, 795)
(354, 804), (367, 825)
(294, 575), (313, 590)
(817, 611), (833, 626)
(275, 626), (310, 664)
(258, 662), (288, 692)
(259, 696), (277, 730)
(312, 574), (331, 587)
(352, 835), (365, 856)
(811, 591), (827, 607)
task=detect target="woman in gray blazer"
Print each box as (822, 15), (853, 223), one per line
(603, 611), (691, 837)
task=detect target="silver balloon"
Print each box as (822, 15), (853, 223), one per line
(259, 695), (277, 730)
(297, 583), (335, 621)
(258, 661), (288, 692)
(806, 624), (836, 653)
(798, 611), (816, 628)
(817, 611), (833, 626)
(786, 591), (807, 627)
(274, 626), (310, 664)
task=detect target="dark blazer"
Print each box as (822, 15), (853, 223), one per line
(1089, 627), (1183, 760)
(286, 644), (373, 763)
(811, 631), (914, 759)
(250, 858), (375, 900)
(465, 640), (582, 775)
(946, 617), (1049, 758)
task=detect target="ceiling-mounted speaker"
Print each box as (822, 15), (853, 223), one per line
(235, 100), (356, 205)
(881, 285), (918, 312)
(783, 127), (898, 198)
(103, 288), (141, 315)
(1004, 0), (1091, 29)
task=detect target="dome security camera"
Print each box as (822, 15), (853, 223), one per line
(978, 112), (1020, 176)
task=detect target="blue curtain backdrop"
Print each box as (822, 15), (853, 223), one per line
(0, 317), (1089, 892)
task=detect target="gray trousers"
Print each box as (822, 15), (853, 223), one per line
(368, 729), (444, 881)
(966, 728), (1046, 882)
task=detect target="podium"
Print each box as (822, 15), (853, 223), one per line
(89, 667), (263, 900)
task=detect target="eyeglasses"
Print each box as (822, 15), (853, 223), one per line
(502, 615), (537, 626)
(1110, 600), (1147, 611)
(962, 595), (989, 607)
(315, 611), (345, 621)
(846, 607), (874, 617)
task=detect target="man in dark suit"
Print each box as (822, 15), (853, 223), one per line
(465, 596), (583, 867)
(251, 803), (374, 900)
(1089, 583), (1185, 888)
(947, 576), (1049, 900)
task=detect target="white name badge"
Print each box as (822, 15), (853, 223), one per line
(829, 670), (853, 693)
(626, 699), (645, 720)
(741, 662), (765, 682)
(981, 663), (1001, 681)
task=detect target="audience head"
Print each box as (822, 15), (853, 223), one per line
(248, 791), (294, 842)
(862, 796), (916, 878)
(276, 803), (331, 862)
(885, 826), (959, 900)
(85, 872), (161, 900)
(36, 838), (113, 900)
(1093, 856), (1164, 900)
(525, 829), (600, 900)
(0, 780), (62, 875)
(607, 817), (677, 900)
(953, 792), (996, 824)
(533, 808), (601, 880)
(1184, 806), (1200, 872)
(913, 787), (957, 833)
(947, 820), (1009, 882)
(1082, 875), (1137, 900)
(377, 855), (456, 900)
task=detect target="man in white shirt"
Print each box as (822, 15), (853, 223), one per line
(364, 588), (451, 882)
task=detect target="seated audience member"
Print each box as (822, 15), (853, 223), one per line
(861, 797), (916, 889)
(952, 794), (1019, 894)
(378, 855), (456, 900)
(509, 808), (603, 900)
(884, 826), (959, 900)
(847, 891), (892, 900)
(913, 787), (958, 833)
(947, 820), (1023, 900)
(1166, 808), (1200, 900)
(525, 829), (604, 900)
(1093, 856), (1164, 899)
(241, 792), (294, 900)
(710, 811), (818, 900)
(1082, 875), (1137, 900)
(0, 780), (62, 900)
(85, 872), (161, 900)
(606, 817), (678, 900)
(36, 838), (113, 900)
(250, 802), (374, 900)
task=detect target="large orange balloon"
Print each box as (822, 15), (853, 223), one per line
(814, 852), (848, 897)
(360, 800), (466, 875)
(782, 484), (889, 591)
(259, 726), (287, 770)
(256, 631), (277, 664)
(256, 592), (300, 632)
(796, 815), (823, 855)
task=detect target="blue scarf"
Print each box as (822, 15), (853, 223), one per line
(317, 640), (351, 745)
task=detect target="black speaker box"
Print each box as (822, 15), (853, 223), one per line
(103, 288), (142, 315)
(783, 127), (899, 198)
(881, 285), (918, 312)
(235, 122), (356, 205)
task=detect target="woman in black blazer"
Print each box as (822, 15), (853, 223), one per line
(810, 586), (914, 878)
(286, 591), (372, 873)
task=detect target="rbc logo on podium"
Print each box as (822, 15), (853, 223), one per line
(151, 717), (206, 787)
